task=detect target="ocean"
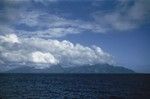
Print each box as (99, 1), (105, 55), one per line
(0, 74), (150, 99)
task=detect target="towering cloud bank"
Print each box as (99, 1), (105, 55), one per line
(0, 34), (113, 69)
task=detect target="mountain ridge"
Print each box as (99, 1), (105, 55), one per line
(4, 64), (135, 73)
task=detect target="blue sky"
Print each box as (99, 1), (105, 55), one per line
(0, 0), (150, 72)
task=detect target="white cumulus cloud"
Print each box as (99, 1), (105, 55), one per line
(32, 51), (58, 64)
(0, 34), (20, 43)
(0, 34), (114, 70)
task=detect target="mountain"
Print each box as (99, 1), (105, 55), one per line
(6, 65), (64, 73)
(64, 64), (134, 73)
(5, 64), (134, 73)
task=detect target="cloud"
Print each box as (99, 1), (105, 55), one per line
(0, 0), (149, 38)
(0, 34), (20, 43)
(0, 0), (110, 38)
(92, 0), (150, 31)
(32, 51), (58, 64)
(13, 12), (105, 37)
(0, 34), (113, 70)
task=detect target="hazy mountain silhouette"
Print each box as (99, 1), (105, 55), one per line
(5, 64), (134, 73)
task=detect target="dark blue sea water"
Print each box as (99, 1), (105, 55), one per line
(0, 74), (150, 99)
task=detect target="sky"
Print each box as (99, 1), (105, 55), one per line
(0, 0), (150, 73)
